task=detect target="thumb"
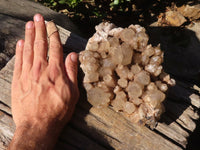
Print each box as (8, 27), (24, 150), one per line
(65, 52), (78, 85)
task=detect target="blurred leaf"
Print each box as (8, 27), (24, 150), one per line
(52, 2), (57, 6)
(110, 2), (114, 7)
(58, 0), (66, 4)
(114, 0), (119, 5)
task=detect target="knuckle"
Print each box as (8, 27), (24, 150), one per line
(34, 39), (47, 48)
(31, 60), (45, 81)
(24, 44), (32, 53)
(69, 64), (77, 75)
(48, 64), (61, 81)
(49, 41), (62, 50)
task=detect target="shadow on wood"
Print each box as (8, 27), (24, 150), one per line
(55, 88), (115, 150)
(147, 26), (200, 83)
(147, 26), (200, 150)
(52, 29), (115, 149)
(0, 33), (6, 69)
(147, 25), (200, 121)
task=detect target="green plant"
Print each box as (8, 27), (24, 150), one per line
(58, 0), (82, 8)
(36, 0), (82, 10)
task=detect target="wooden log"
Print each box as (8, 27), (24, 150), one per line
(0, 56), (14, 107)
(155, 123), (187, 148)
(0, 14), (25, 69)
(0, 111), (15, 149)
(168, 84), (200, 108)
(0, 0), (82, 36)
(154, 99), (197, 148)
(59, 126), (107, 150)
(0, 103), (11, 116)
(72, 99), (183, 150)
(193, 84), (200, 93)
(55, 142), (78, 150)
(160, 114), (190, 138)
(164, 100), (197, 132)
(56, 24), (87, 53)
(87, 106), (182, 150)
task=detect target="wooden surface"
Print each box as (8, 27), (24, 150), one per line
(1, 1), (200, 150)
(0, 0), (82, 36)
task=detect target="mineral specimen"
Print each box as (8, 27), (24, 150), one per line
(79, 22), (175, 127)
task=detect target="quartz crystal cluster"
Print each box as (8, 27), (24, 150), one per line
(79, 22), (175, 127)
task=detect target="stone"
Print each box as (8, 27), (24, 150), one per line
(177, 4), (200, 20)
(87, 87), (112, 108)
(79, 22), (175, 127)
(165, 10), (186, 26)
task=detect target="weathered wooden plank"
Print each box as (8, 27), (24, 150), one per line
(155, 123), (187, 148)
(54, 142), (78, 150)
(0, 56), (14, 82)
(164, 100), (197, 132)
(88, 106), (182, 150)
(0, 77), (11, 107)
(168, 84), (200, 108)
(160, 114), (189, 138)
(56, 23), (87, 53)
(193, 84), (200, 93)
(0, 103), (11, 116)
(155, 98), (198, 148)
(0, 56), (14, 108)
(70, 99), (182, 150)
(0, 0), (82, 36)
(0, 111), (15, 150)
(70, 103), (118, 149)
(59, 126), (107, 150)
(0, 14), (25, 69)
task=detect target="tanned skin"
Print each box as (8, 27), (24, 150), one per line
(7, 14), (79, 150)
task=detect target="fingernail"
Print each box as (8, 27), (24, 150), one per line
(17, 40), (24, 47)
(34, 14), (43, 22)
(70, 53), (78, 63)
(26, 21), (34, 29)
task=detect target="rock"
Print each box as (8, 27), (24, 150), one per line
(187, 22), (200, 40)
(165, 11), (187, 26)
(79, 23), (175, 127)
(0, 53), (9, 69)
(177, 4), (200, 20)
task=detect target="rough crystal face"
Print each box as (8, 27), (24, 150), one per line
(79, 22), (175, 127)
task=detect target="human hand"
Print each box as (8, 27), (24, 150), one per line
(9, 14), (79, 150)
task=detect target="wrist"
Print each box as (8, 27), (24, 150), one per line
(8, 120), (61, 150)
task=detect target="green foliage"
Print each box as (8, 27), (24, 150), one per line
(58, 0), (82, 8)
(37, 0), (82, 9)
(37, 0), (134, 13)
(110, 0), (131, 6)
